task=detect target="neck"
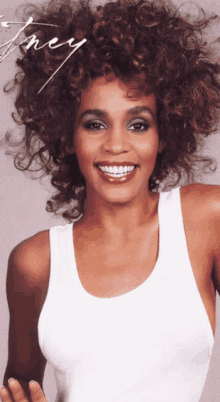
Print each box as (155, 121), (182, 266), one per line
(78, 190), (159, 239)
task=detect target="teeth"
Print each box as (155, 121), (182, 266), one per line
(98, 165), (135, 176)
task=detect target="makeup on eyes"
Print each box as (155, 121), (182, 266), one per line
(80, 112), (152, 132)
(82, 118), (151, 133)
(126, 118), (151, 131)
(82, 120), (107, 130)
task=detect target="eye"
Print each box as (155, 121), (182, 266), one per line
(83, 121), (107, 131)
(128, 120), (150, 132)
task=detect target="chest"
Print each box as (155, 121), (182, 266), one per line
(73, 211), (216, 335)
(74, 225), (159, 298)
(41, 265), (213, 402)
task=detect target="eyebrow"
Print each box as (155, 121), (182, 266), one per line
(78, 106), (156, 122)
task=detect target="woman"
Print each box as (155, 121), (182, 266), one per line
(1, 0), (220, 401)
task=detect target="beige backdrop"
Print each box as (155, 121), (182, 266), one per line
(1, 0), (220, 400)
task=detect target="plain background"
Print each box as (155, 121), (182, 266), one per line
(1, 0), (220, 400)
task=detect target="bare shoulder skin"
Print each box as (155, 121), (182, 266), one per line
(3, 230), (50, 398)
(181, 183), (220, 336)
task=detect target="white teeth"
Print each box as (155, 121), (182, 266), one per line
(98, 165), (135, 176)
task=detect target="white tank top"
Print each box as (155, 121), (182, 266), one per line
(38, 187), (214, 402)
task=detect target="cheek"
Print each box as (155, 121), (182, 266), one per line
(138, 137), (159, 162)
(74, 138), (98, 175)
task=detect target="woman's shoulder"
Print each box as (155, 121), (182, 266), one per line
(180, 183), (220, 216)
(180, 183), (220, 254)
(180, 183), (220, 293)
(8, 230), (50, 293)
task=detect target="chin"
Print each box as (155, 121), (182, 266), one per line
(98, 188), (146, 206)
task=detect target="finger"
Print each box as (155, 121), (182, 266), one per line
(7, 379), (29, 402)
(0, 386), (12, 402)
(29, 382), (47, 402)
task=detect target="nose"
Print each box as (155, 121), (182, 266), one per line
(103, 126), (129, 155)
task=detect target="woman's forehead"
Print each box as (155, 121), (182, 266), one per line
(78, 76), (156, 114)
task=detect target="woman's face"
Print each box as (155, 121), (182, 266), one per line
(71, 76), (160, 206)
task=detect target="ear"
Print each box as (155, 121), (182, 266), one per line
(65, 144), (75, 154)
(158, 140), (165, 154)
(61, 136), (75, 154)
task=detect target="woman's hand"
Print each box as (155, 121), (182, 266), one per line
(0, 379), (47, 402)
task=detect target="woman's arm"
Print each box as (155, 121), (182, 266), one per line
(3, 231), (50, 399)
(181, 184), (220, 295)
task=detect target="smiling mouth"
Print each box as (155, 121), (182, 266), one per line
(97, 165), (137, 178)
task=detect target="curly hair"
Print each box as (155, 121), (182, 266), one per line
(3, 0), (220, 220)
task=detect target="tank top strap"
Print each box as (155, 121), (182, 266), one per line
(49, 222), (90, 299)
(39, 224), (74, 352)
(158, 186), (189, 269)
(157, 187), (214, 346)
(49, 223), (74, 287)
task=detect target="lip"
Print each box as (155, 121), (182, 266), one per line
(96, 164), (138, 184)
(95, 162), (138, 167)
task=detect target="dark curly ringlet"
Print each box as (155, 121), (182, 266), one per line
(3, 0), (220, 220)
